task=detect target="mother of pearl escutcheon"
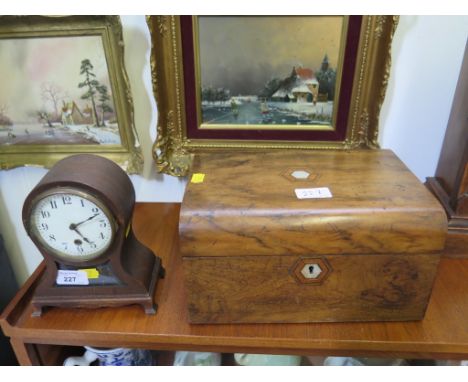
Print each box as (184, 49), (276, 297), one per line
(291, 257), (332, 285)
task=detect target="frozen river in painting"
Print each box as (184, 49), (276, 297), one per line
(202, 100), (333, 126)
(0, 123), (121, 146)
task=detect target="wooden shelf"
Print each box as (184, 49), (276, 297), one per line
(2, 203), (468, 365)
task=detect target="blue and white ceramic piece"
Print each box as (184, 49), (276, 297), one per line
(63, 346), (152, 366)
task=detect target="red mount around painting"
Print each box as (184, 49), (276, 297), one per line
(180, 16), (362, 142)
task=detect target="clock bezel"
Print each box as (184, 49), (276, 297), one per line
(28, 187), (118, 263)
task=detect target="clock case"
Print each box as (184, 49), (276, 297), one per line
(22, 155), (164, 317)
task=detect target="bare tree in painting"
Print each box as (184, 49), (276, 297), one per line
(41, 82), (65, 120)
(78, 59), (100, 127)
(0, 103), (13, 126)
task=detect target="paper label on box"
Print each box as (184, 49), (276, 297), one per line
(295, 187), (333, 199)
(56, 270), (89, 285)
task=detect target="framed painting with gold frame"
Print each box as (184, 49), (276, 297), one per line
(0, 16), (142, 173)
(148, 16), (398, 176)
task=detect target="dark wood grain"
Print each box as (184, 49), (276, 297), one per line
(1, 203), (467, 364)
(184, 254), (439, 324)
(180, 150), (447, 323)
(180, 150), (447, 258)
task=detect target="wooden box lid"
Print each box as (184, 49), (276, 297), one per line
(179, 150), (447, 257)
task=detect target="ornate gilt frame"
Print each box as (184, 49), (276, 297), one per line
(0, 16), (143, 173)
(148, 16), (399, 177)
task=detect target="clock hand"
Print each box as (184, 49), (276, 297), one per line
(70, 213), (100, 229)
(70, 225), (94, 246)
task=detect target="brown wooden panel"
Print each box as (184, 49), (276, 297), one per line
(180, 150), (447, 258)
(435, 42), (468, 208)
(183, 254), (439, 324)
(9, 339), (39, 366)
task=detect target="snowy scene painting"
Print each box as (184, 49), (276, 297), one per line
(0, 35), (121, 146)
(197, 16), (344, 129)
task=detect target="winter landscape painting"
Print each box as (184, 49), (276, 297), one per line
(0, 35), (121, 146)
(197, 16), (345, 129)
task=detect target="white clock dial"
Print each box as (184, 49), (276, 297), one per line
(30, 191), (115, 261)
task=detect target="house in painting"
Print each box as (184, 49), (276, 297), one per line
(271, 66), (320, 104)
(270, 88), (295, 102)
(292, 67), (320, 103)
(61, 101), (94, 126)
(291, 83), (313, 103)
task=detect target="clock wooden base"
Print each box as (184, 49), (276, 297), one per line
(426, 177), (468, 259)
(30, 230), (165, 317)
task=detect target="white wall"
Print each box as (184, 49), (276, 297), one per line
(380, 16), (468, 181)
(0, 15), (467, 285)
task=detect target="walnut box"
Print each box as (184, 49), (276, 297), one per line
(179, 150), (447, 323)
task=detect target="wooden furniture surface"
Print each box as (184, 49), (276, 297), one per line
(180, 150), (446, 323)
(1, 203), (468, 365)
